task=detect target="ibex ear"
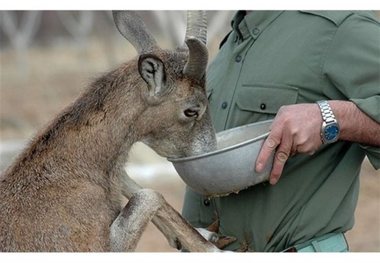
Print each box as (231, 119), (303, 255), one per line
(138, 55), (167, 99)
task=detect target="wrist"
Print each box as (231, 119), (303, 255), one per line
(327, 100), (355, 142)
(316, 100), (340, 144)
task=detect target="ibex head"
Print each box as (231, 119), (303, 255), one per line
(113, 11), (216, 158)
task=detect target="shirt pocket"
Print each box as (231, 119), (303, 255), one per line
(229, 84), (299, 128)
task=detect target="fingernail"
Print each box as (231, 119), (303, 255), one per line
(270, 177), (277, 185)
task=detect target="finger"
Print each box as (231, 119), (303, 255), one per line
(215, 236), (237, 250)
(255, 134), (280, 173)
(269, 131), (293, 185)
(269, 150), (289, 185)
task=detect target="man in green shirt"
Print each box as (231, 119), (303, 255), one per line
(182, 11), (380, 252)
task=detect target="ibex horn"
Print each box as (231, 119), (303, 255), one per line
(112, 11), (157, 54)
(184, 10), (207, 45)
(183, 11), (208, 80)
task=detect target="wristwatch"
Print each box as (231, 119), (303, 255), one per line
(317, 100), (340, 144)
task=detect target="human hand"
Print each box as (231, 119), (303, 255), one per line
(255, 103), (323, 185)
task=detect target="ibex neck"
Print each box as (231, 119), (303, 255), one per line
(17, 68), (145, 178)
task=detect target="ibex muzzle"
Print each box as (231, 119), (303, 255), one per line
(0, 11), (217, 252)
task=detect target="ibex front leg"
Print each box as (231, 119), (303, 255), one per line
(117, 172), (220, 252)
(152, 199), (221, 252)
(110, 189), (163, 251)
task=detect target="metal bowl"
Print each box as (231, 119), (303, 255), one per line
(168, 120), (274, 197)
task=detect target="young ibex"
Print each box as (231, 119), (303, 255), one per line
(0, 11), (220, 252)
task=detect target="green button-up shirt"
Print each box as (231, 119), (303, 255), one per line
(182, 11), (380, 252)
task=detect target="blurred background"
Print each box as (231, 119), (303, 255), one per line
(0, 11), (379, 252)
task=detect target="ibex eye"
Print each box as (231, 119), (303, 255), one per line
(184, 109), (199, 118)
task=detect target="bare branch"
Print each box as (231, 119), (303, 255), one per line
(57, 11), (94, 43)
(0, 11), (42, 77)
(1, 11), (42, 48)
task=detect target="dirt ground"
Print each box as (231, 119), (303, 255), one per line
(0, 41), (379, 252)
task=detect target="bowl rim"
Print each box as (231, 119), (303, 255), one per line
(168, 120), (272, 163)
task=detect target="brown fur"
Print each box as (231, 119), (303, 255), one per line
(0, 49), (215, 251)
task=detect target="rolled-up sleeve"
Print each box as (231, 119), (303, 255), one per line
(322, 13), (380, 169)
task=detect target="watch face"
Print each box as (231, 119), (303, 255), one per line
(324, 123), (340, 142)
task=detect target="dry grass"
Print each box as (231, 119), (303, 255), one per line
(0, 40), (379, 252)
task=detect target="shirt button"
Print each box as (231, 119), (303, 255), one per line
(260, 103), (266, 110)
(221, 101), (228, 109)
(235, 55), (242, 62)
(252, 27), (260, 35)
(203, 199), (211, 206)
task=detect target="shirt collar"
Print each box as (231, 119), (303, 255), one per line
(231, 10), (284, 41)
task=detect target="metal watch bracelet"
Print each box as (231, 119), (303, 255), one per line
(317, 100), (340, 144)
